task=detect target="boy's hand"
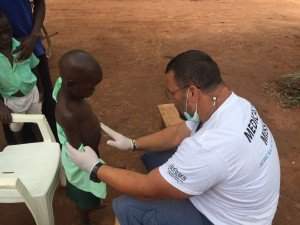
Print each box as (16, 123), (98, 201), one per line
(13, 34), (40, 61)
(0, 104), (12, 124)
(66, 143), (100, 173)
(100, 123), (134, 151)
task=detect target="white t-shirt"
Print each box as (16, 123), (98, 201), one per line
(159, 93), (280, 225)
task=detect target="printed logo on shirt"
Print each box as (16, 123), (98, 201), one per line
(243, 107), (259, 143)
(168, 164), (186, 183)
(260, 123), (269, 146)
(260, 137), (273, 167)
(243, 106), (271, 147)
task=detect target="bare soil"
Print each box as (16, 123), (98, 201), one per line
(1, 0), (300, 224)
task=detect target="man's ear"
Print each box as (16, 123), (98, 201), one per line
(189, 85), (201, 98)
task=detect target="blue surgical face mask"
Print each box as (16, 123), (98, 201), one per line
(183, 89), (200, 123)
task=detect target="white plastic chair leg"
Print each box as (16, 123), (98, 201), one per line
(29, 170), (58, 225)
(31, 194), (55, 225)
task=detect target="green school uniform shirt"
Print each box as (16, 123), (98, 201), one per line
(0, 38), (39, 97)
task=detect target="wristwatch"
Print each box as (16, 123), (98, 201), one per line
(89, 161), (104, 183)
(132, 139), (137, 151)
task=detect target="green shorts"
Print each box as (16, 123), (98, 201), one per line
(66, 180), (101, 210)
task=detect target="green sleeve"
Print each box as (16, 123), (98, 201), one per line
(29, 53), (40, 69)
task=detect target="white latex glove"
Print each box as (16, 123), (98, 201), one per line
(100, 123), (134, 151)
(66, 143), (100, 174)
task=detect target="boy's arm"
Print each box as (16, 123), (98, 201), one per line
(77, 106), (101, 152)
(32, 67), (44, 101)
(32, 0), (46, 37)
(16, 0), (45, 60)
(0, 98), (12, 124)
(59, 112), (82, 149)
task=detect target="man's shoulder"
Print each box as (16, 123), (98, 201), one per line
(193, 127), (242, 145)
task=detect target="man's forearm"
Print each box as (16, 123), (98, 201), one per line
(135, 122), (190, 152)
(97, 164), (187, 200)
(32, 0), (46, 36)
(98, 165), (157, 199)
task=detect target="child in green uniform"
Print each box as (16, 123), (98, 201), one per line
(53, 50), (106, 225)
(0, 11), (41, 135)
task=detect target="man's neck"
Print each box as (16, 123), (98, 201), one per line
(201, 84), (232, 123)
(213, 85), (232, 109)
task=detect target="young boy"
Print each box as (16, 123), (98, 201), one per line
(53, 50), (106, 225)
(0, 11), (42, 139)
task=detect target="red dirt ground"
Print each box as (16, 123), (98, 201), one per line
(1, 0), (300, 224)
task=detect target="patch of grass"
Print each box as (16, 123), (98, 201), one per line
(264, 72), (300, 108)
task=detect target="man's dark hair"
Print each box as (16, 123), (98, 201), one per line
(165, 50), (223, 91)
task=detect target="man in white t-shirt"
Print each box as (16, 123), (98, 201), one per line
(66, 50), (280, 225)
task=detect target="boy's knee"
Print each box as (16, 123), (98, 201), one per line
(9, 122), (24, 132)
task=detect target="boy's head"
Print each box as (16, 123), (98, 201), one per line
(0, 11), (12, 51)
(59, 50), (103, 99)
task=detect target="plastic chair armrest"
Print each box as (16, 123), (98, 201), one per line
(11, 114), (55, 142)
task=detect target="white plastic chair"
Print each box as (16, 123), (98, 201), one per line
(0, 114), (60, 225)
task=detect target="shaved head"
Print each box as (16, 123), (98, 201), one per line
(59, 49), (102, 81)
(59, 50), (103, 98)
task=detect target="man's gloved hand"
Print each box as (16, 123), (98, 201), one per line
(66, 143), (100, 174)
(100, 123), (134, 151)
